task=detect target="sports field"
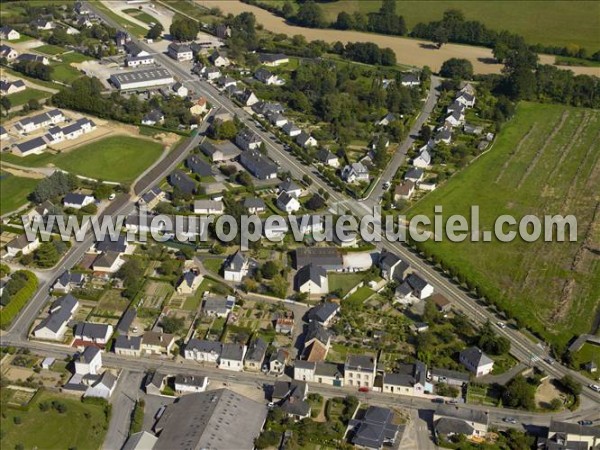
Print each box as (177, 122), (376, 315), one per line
(298, 0), (600, 52)
(0, 171), (38, 215)
(52, 136), (164, 183)
(408, 102), (600, 348)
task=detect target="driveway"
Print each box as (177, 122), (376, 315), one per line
(103, 370), (144, 450)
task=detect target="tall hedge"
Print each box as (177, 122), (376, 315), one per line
(0, 270), (38, 329)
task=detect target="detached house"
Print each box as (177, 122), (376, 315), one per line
(378, 251), (410, 282)
(209, 50), (230, 67)
(459, 347), (494, 377)
(223, 250), (249, 282)
(413, 147), (432, 169)
(269, 348), (290, 376)
(259, 53), (289, 67)
(316, 149), (339, 168)
(276, 192), (300, 213)
(307, 302), (339, 327)
(404, 167), (424, 184)
(167, 43), (193, 61)
(219, 343), (246, 371)
(295, 264), (329, 296)
(434, 405), (489, 441)
(394, 181), (415, 201)
(401, 73), (421, 87)
(174, 375), (208, 394)
(254, 68), (284, 86)
(53, 271), (85, 293)
(6, 234), (40, 256)
(235, 128), (262, 151)
(0, 44), (19, 61)
(142, 109), (164, 126)
(236, 89), (259, 107)
(296, 132), (317, 148)
(243, 197), (266, 214)
(0, 79), (26, 95)
(63, 193), (95, 210)
(189, 97), (208, 116)
(193, 200), (224, 215)
(32, 294), (79, 341)
(342, 162), (370, 183)
(456, 92), (476, 108)
(405, 273), (434, 299)
(169, 170), (196, 195)
(203, 295), (235, 318)
(176, 270), (203, 294)
(0, 26), (20, 41)
(383, 361), (431, 396)
(239, 150), (278, 180)
(74, 322), (113, 346)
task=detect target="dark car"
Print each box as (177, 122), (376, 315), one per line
(432, 398), (444, 404)
(578, 420), (593, 426)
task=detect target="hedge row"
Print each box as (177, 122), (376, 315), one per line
(0, 270), (38, 329)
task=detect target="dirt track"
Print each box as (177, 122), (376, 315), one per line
(198, 0), (600, 77)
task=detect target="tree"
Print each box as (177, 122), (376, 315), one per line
(161, 316), (185, 334)
(281, 1), (294, 18)
(0, 96), (11, 113)
(147, 22), (164, 40)
(170, 17), (199, 41)
(419, 124), (432, 142)
(305, 194), (325, 211)
(335, 11), (354, 30)
(270, 274), (288, 298)
(208, 120), (238, 140)
(261, 261), (279, 279)
(502, 375), (536, 410)
(439, 58), (474, 80)
(294, 1), (326, 28)
(31, 171), (79, 203)
(433, 27), (449, 48)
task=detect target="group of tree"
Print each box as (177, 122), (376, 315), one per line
(341, 42), (396, 66)
(169, 17), (200, 42)
(0, 271), (32, 306)
(147, 22), (164, 40)
(477, 320), (511, 355)
(439, 58), (474, 80)
(13, 60), (53, 81)
(502, 375), (537, 410)
(30, 171), (79, 204)
(208, 120), (239, 140)
(334, 0), (407, 36)
(117, 258), (144, 299)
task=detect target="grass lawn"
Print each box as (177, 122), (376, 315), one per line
(51, 61), (84, 84)
(6, 88), (50, 107)
(93, 1), (149, 35)
(407, 102), (600, 348)
(466, 384), (499, 406)
(1, 67), (60, 90)
(0, 390), (109, 450)
(34, 44), (66, 55)
(0, 171), (37, 215)
(53, 136), (164, 183)
(95, 289), (130, 317)
(345, 286), (374, 303)
(202, 258), (224, 276)
(574, 343), (600, 372)
(328, 272), (364, 296)
(123, 7), (158, 25)
(313, 0), (600, 52)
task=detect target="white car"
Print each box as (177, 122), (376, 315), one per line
(497, 321), (506, 329)
(108, 193), (116, 200)
(589, 384), (600, 393)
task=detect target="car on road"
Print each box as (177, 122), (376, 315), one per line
(578, 420), (593, 426)
(503, 417), (518, 424)
(497, 321), (506, 329)
(382, 181), (391, 190)
(358, 387), (369, 393)
(108, 193), (116, 200)
(431, 398), (444, 404)
(588, 384), (600, 392)
(545, 357), (555, 365)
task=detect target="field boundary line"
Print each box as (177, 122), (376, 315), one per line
(546, 111), (591, 182)
(494, 124), (536, 184)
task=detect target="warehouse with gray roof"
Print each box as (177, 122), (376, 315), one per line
(110, 68), (174, 91)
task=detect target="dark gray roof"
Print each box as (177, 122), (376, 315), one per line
(153, 389), (267, 450)
(396, 281), (412, 296)
(145, 371), (165, 388)
(549, 419), (600, 437)
(245, 338), (268, 363)
(401, 73), (420, 83)
(280, 397), (310, 417)
(435, 417), (474, 436)
(225, 250), (246, 271)
(116, 309), (136, 334)
(200, 139), (240, 158)
(316, 148), (337, 163)
(279, 179), (301, 193)
(34, 294), (78, 334)
(15, 137), (46, 153)
(435, 404), (488, 425)
(405, 167), (424, 180)
(114, 335), (142, 351)
(314, 362), (343, 378)
(95, 233), (127, 254)
(239, 150), (278, 180)
(64, 192), (90, 206)
(406, 273), (429, 291)
(187, 154), (213, 176)
(169, 169), (196, 194)
(345, 354), (376, 371)
(460, 347), (494, 368)
(384, 372), (414, 387)
(168, 42), (192, 53)
(259, 53), (288, 63)
(243, 197), (265, 210)
(307, 301), (339, 324)
(221, 343), (245, 361)
(304, 321), (331, 346)
(140, 185), (163, 204)
(175, 374), (207, 387)
(350, 406), (399, 449)
(79, 345), (100, 363)
(143, 109), (164, 123)
(293, 247), (343, 270)
(74, 322), (111, 340)
(379, 251), (401, 271)
(186, 339), (222, 354)
(124, 42), (143, 56)
(430, 367), (470, 382)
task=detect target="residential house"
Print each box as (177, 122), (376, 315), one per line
(252, 101), (284, 117)
(254, 68), (284, 85)
(394, 181), (415, 201)
(236, 89), (259, 106)
(174, 375), (208, 394)
(445, 109), (465, 128)
(202, 295), (235, 318)
(344, 354), (377, 388)
(203, 67), (221, 80)
(342, 162), (370, 183)
(32, 18), (54, 30)
(259, 53), (289, 66)
(347, 406), (400, 449)
(293, 247), (343, 271)
(244, 338), (268, 372)
(406, 273), (434, 299)
(124, 42), (149, 58)
(184, 339), (222, 363)
(282, 121), (301, 137)
(13, 137), (47, 156)
(430, 293), (451, 313)
(267, 111), (287, 128)
(302, 321), (331, 362)
(294, 361), (344, 387)
(209, 50), (230, 67)
(92, 251), (123, 273)
(543, 419), (600, 450)
(0, 79), (26, 94)
(53, 271), (85, 293)
(263, 219), (289, 240)
(200, 139), (240, 162)
(404, 167), (424, 184)
(243, 197), (266, 214)
(6, 234), (40, 256)
(383, 361), (431, 396)
(45, 126), (64, 145)
(295, 264), (328, 295)
(114, 335), (142, 357)
(172, 82), (188, 98)
(464, 123), (484, 135)
(16, 53), (49, 65)
(189, 97), (208, 116)
(83, 371), (117, 400)
(169, 170), (196, 195)
(126, 55), (155, 67)
(456, 92), (476, 108)
(216, 75), (236, 90)
(459, 347), (494, 377)
(75, 347), (102, 375)
(0, 126), (7, 141)
(219, 343), (246, 371)
(138, 186), (165, 209)
(274, 311), (294, 335)
(223, 250), (249, 282)
(276, 192), (301, 213)
(377, 112), (396, 126)
(413, 147), (432, 169)
(0, 26), (20, 40)
(144, 371), (166, 395)
(32, 294), (78, 341)
(142, 331), (175, 355)
(74, 322), (113, 346)
(193, 200), (224, 215)
(401, 73), (420, 87)
(235, 128), (262, 151)
(316, 149), (339, 168)
(433, 405), (488, 441)
(0, 44), (19, 62)
(434, 128), (452, 145)
(94, 234), (128, 254)
(215, 24), (232, 39)
(279, 179), (302, 198)
(14, 109), (65, 134)
(277, 381), (311, 420)
(447, 100), (465, 115)
(176, 270), (202, 295)
(116, 308), (136, 335)
(63, 193), (95, 210)
(296, 132), (317, 148)
(378, 251), (410, 281)
(61, 118), (96, 140)
(122, 432), (158, 450)
(307, 302), (339, 327)
(269, 348), (289, 375)
(239, 150), (278, 180)
(142, 109), (164, 126)
(167, 42), (193, 61)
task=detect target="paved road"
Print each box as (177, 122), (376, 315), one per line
(367, 76), (442, 202)
(103, 370), (144, 450)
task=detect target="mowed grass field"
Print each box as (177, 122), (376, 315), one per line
(0, 390), (108, 450)
(0, 171), (38, 214)
(52, 136), (164, 183)
(6, 88), (50, 107)
(314, 0), (600, 52)
(408, 102), (600, 348)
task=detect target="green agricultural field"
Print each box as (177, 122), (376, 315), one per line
(314, 0), (600, 52)
(407, 102), (600, 349)
(53, 136), (164, 183)
(0, 171), (38, 215)
(0, 390), (109, 450)
(123, 7), (158, 25)
(6, 88), (50, 107)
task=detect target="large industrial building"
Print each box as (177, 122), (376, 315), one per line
(109, 68), (174, 91)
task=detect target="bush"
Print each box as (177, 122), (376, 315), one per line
(0, 271), (38, 329)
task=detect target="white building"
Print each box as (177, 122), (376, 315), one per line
(459, 347), (494, 377)
(110, 68), (174, 91)
(174, 375), (208, 394)
(218, 343), (246, 371)
(75, 346), (102, 375)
